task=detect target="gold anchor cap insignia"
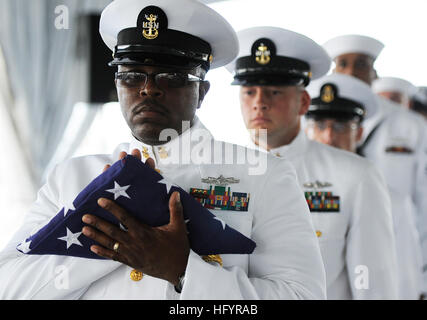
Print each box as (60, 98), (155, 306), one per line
(252, 38), (275, 66)
(142, 13), (159, 40)
(137, 6), (167, 41)
(255, 43), (271, 65)
(321, 84), (336, 103)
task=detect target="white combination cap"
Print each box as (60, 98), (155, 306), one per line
(306, 73), (378, 121)
(99, 0), (238, 70)
(322, 34), (384, 61)
(372, 77), (417, 98)
(226, 26), (331, 86)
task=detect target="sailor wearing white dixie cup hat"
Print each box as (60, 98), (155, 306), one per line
(372, 76), (418, 109)
(229, 26), (397, 299)
(306, 73), (423, 299)
(323, 35), (427, 298)
(0, 0), (327, 300)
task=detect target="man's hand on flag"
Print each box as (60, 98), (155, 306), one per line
(102, 149), (155, 172)
(81, 149), (190, 286)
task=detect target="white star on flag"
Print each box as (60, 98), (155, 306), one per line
(63, 202), (76, 217)
(157, 178), (178, 194)
(214, 217), (226, 230)
(17, 240), (32, 253)
(106, 181), (131, 200)
(58, 228), (83, 249)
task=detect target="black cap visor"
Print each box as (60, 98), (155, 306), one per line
(110, 24), (212, 71)
(109, 51), (205, 71)
(307, 99), (365, 122)
(232, 53), (311, 86)
(232, 71), (309, 86)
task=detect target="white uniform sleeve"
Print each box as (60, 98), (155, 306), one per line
(181, 160), (326, 299)
(346, 162), (398, 299)
(0, 163), (120, 299)
(414, 127), (427, 294)
(390, 190), (423, 299)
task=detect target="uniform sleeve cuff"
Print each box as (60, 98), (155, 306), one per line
(180, 250), (225, 298)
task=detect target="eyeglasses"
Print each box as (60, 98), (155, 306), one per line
(115, 71), (204, 89)
(307, 119), (359, 134)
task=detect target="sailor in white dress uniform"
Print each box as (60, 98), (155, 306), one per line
(228, 27), (398, 299)
(323, 35), (427, 297)
(306, 73), (423, 300)
(0, 0), (326, 300)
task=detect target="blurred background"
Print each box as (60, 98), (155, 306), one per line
(1, 0), (426, 249)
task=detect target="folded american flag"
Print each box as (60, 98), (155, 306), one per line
(17, 155), (256, 259)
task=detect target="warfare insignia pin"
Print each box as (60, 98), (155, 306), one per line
(201, 175), (240, 186)
(303, 180), (333, 189)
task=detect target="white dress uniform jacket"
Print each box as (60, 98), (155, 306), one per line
(0, 119), (326, 300)
(361, 96), (427, 293)
(389, 188), (423, 299)
(259, 130), (398, 299)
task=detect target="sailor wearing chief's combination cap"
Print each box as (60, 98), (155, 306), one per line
(323, 35), (427, 299)
(100, 0), (238, 70)
(306, 73), (378, 123)
(229, 26), (398, 299)
(227, 26), (330, 86)
(306, 73), (423, 299)
(0, 0), (327, 300)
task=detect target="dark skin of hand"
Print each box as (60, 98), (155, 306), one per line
(81, 149), (190, 286)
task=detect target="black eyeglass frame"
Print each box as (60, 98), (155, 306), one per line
(114, 71), (204, 89)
